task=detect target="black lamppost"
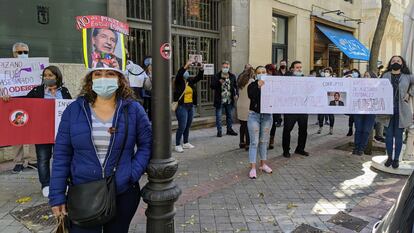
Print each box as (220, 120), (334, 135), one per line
(141, 0), (181, 232)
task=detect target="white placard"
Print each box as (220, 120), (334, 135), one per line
(189, 54), (203, 63)
(260, 76), (393, 114)
(203, 64), (215, 75)
(55, 99), (75, 137)
(126, 62), (147, 87)
(0, 57), (49, 97)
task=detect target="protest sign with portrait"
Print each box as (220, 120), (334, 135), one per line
(75, 15), (129, 71)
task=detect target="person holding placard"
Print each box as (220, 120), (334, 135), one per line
(6, 42), (37, 174)
(247, 66), (273, 179)
(173, 61), (204, 153)
(2, 66), (72, 197)
(282, 61), (310, 158)
(352, 71), (377, 156)
(382, 56), (414, 169)
(265, 64), (279, 150)
(317, 67), (335, 135)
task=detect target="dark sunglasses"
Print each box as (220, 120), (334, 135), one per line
(17, 51), (29, 55)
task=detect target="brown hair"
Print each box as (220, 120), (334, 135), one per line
(43, 65), (63, 87)
(238, 67), (254, 89)
(79, 71), (136, 103)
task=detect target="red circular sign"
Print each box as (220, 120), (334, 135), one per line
(160, 43), (171, 60)
(9, 110), (29, 127)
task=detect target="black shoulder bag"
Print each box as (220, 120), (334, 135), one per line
(67, 107), (129, 228)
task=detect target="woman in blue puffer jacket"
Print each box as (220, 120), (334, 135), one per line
(49, 67), (152, 233)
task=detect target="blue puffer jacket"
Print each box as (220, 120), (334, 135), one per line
(49, 96), (152, 207)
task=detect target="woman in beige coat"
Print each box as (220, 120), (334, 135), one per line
(237, 66), (254, 150)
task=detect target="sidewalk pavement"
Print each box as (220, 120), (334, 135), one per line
(0, 115), (407, 233)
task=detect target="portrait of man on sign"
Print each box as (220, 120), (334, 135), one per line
(89, 28), (123, 69)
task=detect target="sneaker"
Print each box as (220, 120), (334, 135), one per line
(392, 160), (399, 169)
(384, 157), (393, 167)
(282, 152), (291, 158)
(42, 186), (49, 198)
(217, 131), (222, 137)
(317, 127), (322, 134)
(295, 150), (310, 156)
(374, 136), (385, 143)
(174, 145), (184, 153)
(249, 169), (257, 179)
(259, 164), (273, 174)
(12, 164), (24, 174)
(329, 127), (333, 135)
(27, 162), (38, 170)
(226, 129), (238, 136)
(183, 143), (195, 149)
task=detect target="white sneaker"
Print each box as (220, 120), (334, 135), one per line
(182, 143), (195, 149)
(42, 186), (49, 198)
(175, 145), (184, 153)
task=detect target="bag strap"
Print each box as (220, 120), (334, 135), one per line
(177, 82), (188, 102)
(112, 107), (129, 175)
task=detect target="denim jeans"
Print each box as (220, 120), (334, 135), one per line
(247, 112), (273, 163)
(175, 104), (194, 146)
(35, 144), (54, 188)
(70, 185), (140, 233)
(215, 103), (234, 133)
(386, 114), (404, 160)
(353, 115), (376, 152)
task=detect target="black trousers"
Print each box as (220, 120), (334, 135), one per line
(70, 185), (140, 233)
(270, 114), (282, 137)
(282, 114), (308, 153)
(239, 120), (250, 145)
(318, 114), (334, 128)
(348, 115), (354, 128)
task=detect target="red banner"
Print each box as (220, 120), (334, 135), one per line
(75, 15), (129, 35)
(0, 99), (55, 146)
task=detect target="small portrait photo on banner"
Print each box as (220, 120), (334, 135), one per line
(9, 110), (29, 127)
(327, 92), (346, 106)
(88, 28), (124, 69)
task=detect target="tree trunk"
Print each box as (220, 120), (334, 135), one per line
(365, 0), (391, 155)
(368, 0), (391, 73)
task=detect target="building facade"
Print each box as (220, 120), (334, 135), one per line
(0, 0), (408, 117)
(360, 0), (409, 68)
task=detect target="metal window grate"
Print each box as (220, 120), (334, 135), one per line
(128, 0), (219, 31)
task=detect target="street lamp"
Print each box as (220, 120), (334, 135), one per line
(141, 0), (181, 232)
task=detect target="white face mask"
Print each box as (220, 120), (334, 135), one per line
(17, 54), (29, 59)
(324, 72), (331, 77)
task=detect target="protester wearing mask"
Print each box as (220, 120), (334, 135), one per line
(352, 71), (377, 156)
(282, 61), (310, 158)
(211, 61), (238, 137)
(4, 42), (37, 174)
(274, 60), (288, 128)
(246, 66), (273, 179)
(2, 66), (72, 197)
(237, 66), (254, 150)
(49, 67), (152, 233)
(343, 69), (360, 136)
(317, 67), (335, 135)
(174, 61), (204, 153)
(382, 56), (414, 169)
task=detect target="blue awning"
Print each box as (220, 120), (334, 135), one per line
(316, 24), (370, 61)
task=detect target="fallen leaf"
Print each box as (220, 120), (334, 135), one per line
(16, 197), (32, 204)
(287, 202), (298, 209)
(258, 192), (265, 198)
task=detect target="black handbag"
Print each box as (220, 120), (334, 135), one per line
(67, 107), (129, 228)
